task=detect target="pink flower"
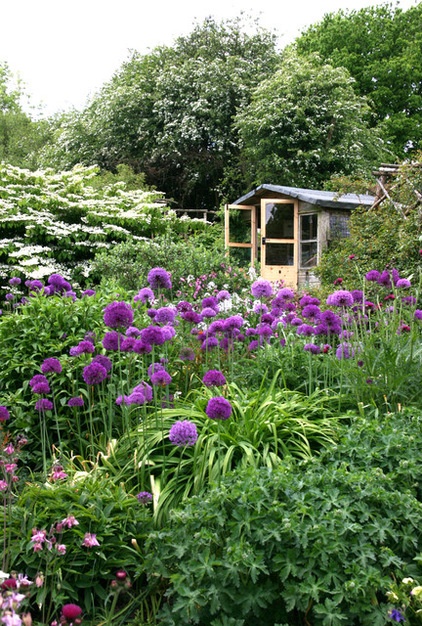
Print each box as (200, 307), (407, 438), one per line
(82, 532), (100, 548)
(56, 544), (67, 555)
(61, 515), (79, 528)
(31, 529), (47, 543)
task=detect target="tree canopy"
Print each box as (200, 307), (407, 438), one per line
(295, 2), (422, 157)
(235, 50), (387, 188)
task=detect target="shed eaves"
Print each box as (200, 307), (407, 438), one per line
(232, 184), (375, 210)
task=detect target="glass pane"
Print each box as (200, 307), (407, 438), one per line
(265, 203), (294, 239)
(228, 210), (251, 244)
(301, 242), (318, 267)
(229, 247), (252, 265)
(301, 214), (318, 241)
(265, 243), (294, 266)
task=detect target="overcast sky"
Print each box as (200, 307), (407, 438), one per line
(1, 0), (419, 116)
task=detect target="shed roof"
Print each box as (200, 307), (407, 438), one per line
(232, 184), (375, 210)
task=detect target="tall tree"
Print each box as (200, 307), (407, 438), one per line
(0, 62), (50, 168)
(40, 16), (279, 209)
(235, 50), (387, 189)
(295, 3), (422, 156)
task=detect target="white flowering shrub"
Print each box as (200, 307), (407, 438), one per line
(0, 163), (192, 285)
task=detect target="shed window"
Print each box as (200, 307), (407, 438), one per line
(300, 214), (318, 267)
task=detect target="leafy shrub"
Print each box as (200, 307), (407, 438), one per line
(91, 235), (252, 295)
(145, 407), (422, 626)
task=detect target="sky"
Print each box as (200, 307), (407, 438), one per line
(0, 0), (419, 117)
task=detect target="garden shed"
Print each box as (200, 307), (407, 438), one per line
(225, 184), (375, 289)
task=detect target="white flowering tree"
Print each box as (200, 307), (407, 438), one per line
(0, 163), (197, 284)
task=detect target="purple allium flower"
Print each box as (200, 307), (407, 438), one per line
(148, 362), (165, 377)
(82, 533), (100, 548)
(67, 396), (84, 407)
(35, 398), (54, 411)
(415, 309), (422, 320)
(8, 277), (21, 286)
(202, 296), (219, 310)
(302, 304), (321, 319)
(41, 357), (62, 374)
(154, 306), (177, 325)
(181, 310), (202, 324)
(150, 370), (172, 386)
(389, 608), (405, 623)
(126, 325), (141, 337)
(335, 343), (355, 360)
(5, 293), (14, 301)
(365, 269), (381, 282)
(81, 289), (96, 297)
(318, 310), (342, 334)
(169, 420), (198, 446)
(133, 381), (153, 402)
(161, 325), (176, 341)
(134, 287), (155, 304)
(202, 369), (227, 387)
(0, 406), (10, 421)
(179, 347), (196, 361)
(377, 270), (392, 288)
(137, 491), (153, 504)
(92, 354), (112, 373)
(256, 323), (273, 338)
(48, 273), (71, 292)
(248, 340), (259, 351)
(82, 362), (108, 385)
(103, 301), (134, 329)
(217, 290), (231, 301)
(205, 396), (232, 420)
(296, 324), (315, 337)
(201, 337), (219, 351)
(276, 287), (296, 302)
(133, 339), (152, 354)
(70, 340), (95, 356)
(27, 279), (44, 292)
(120, 337), (135, 352)
(326, 290), (354, 307)
(29, 374), (49, 388)
(147, 267), (172, 290)
(102, 330), (124, 351)
(299, 295), (320, 307)
(201, 307), (218, 319)
(208, 320), (225, 334)
(31, 381), (51, 395)
(251, 279), (273, 298)
(351, 290), (364, 303)
(396, 278), (411, 288)
(141, 325), (165, 346)
(176, 300), (193, 312)
(304, 343), (321, 354)
(126, 391), (146, 405)
(223, 315), (244, 332)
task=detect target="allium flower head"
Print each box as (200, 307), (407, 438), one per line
(169, 420), (198, 446)
(137, 491), (153, 504)
(205, 396), (232, 420)
(147, 267), (172, 290)
(134, 287), (155, 304)
(150, 370), (172, 387)
(326, 290), (354, 307)
(396, 278), (411, 288)
(35, 398), (54, 411)
(8, 277), (21, 287)
(67, 396), (84, 407)
(70, 340), (95, 356)
(251, 279), (273, 298)
(202, 296), (219, 311)
(0, 406), (10, 421)
(82, 362), (108, 385)
(202, 369), (226, 387)
(217, 290), (231, 301)
(103, 301), (134, 329)
(82, 289), (96, 297)
(365, 269), (381, 282)
(304, 343), (321, 354)
(92, 354), (112, 373)
(154, 306), (177, 325)
(102, 330), (122, 351)
(41, 357), (62, 374)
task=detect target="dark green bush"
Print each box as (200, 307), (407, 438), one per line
(145, 407), (422, 626)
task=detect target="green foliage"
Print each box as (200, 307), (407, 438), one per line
(6, 471), (155, 625)
(91, 233), (249, 295)
(295, 3), (422, 156)
(0, 62), (50, 169)
(39, 16), (279, 209)
(317, 157), (422, 285)
(145, 407), (422, 626)
(235, 49), (386, 189)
